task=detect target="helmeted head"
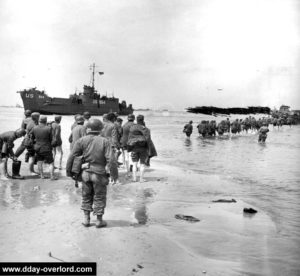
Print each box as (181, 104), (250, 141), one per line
(74, 114), (81, 120)
(116, 117), (123, 124)
(76, 115), (84, 125)
(24, 109), (32, 117)
(137, 114), (145, 125)
(39, 116), (47, 124)
(128, 114), (135, 121)
(263, 122), (268, 126)
(15, 128), (26, 138)
(31, 112), (40, 122)
(189, 120), (193, 124)
(83, 111), (91, 120)
(106, 112), (117, 122)
(86, 119), (103, 133)
(55, 115), (62, 123)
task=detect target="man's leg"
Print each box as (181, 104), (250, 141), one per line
(81, 171), (93, 227)
(37, 161), (44, 178)
(52, 147), (57, 167)
(0, 158), (9, 180)
(93, 173), (108, 228)
(58, 146), (63, 169)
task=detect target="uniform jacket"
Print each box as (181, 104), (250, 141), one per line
(101, 121), (119, 148)
(120, 121), (134, 148)
(66, 134), (117, 178)
(0, 131), (18, 155)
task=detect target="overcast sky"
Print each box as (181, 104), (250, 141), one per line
(0, 0), (299, 110)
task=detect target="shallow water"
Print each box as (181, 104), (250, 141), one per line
(0, 107), (299, 273)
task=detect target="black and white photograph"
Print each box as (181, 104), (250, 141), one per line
(0, 0), (300, 275)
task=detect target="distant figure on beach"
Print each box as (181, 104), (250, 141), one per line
(121, 114), (135, 175)
(31, 116), (57, 180)
(66, 119), (118, 228)
(0, 129), (26, 180)
(127, 115), (151, 182)
(51, 115), (63, 170)
(258, 123), (269, 143)
(183, 121), (193, 137)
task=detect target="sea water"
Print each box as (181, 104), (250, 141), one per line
(0, 107), (299, 274)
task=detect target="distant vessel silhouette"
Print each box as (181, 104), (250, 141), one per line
(18, 64), (133, 115)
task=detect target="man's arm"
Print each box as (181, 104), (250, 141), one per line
(104, 140), (118, 180)
(66, 139), (83, 177)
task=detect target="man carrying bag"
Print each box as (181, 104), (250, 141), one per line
(66, 119), (118, 228)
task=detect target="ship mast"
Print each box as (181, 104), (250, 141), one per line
(91, 63), (96, 91)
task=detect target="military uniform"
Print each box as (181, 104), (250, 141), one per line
(66, 134), (117, 216)
(31, 124), (54, 164)
(0, 131), (17, 158)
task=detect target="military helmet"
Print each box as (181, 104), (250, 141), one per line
(83, 111), (91, 120)
(55, 115), (62, 123)
(31, 112), (40, 121)
(76, 115), (84, 124)
(24, 109), (32, 117)
(128, 114), (135, 121)
(86, 119), (103, 132)
(15, 128), (26, 137)
(137, 114), (144, 123)
(106, 112), (117, 122)
(39, 116), (47, 124)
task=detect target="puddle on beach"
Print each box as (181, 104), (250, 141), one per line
(0, 180), (79, 209)
(133, 188), (154, 225)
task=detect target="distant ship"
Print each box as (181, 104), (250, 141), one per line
(18, 64), (134, 116)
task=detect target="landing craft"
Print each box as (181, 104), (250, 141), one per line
(17, 64), (134, 115)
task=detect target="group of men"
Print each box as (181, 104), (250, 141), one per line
(0, 110), (62, 180)
(183, 116), (272, 142)
(65, 112), (156, 228)
(0, 109), (156, 228)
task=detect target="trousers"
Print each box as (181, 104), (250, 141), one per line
(81, 171), (108, 215)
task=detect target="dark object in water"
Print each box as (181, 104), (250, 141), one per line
(175, 214), (200, 222)
(243, 208), (257, 214)
(212, 198), (236, 203)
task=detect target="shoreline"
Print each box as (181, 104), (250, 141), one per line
(0, 161), (281, 275)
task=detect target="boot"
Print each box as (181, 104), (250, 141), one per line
(12, 160), (24, 179)
(95, 215), (107, 228)
(82, 211), (90, 227)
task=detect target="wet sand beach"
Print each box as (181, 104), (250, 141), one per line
(0, 163), (285, 276)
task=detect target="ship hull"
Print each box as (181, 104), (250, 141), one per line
(19, 89), (133, 116)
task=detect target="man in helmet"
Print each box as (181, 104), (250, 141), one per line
(121, 114), (135, 174)
(14, 110), (32, 159)
(66, 119), (118, 228)
(0, 128), (26, 180)
(101, 112), (119, 184)
(51, 115), (63, 170)
(83, 111), (91, 127)
(183, 120), (193, 137)
(25, 112), (40, 175)
(31, 116), (57, 180)
(258, 122), (270, 143)
(127, 115), (151, 182)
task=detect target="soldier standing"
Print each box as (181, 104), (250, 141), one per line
(31, 116), (57, 180)
(66, 119), (118, 228)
